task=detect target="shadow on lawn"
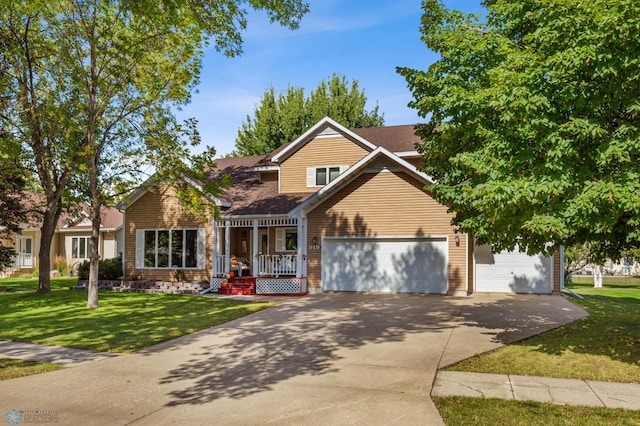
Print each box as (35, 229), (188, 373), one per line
(154, 293), (586, 407)
(515, 293), (640, 366)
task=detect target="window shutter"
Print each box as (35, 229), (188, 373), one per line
(196, 228), (206, 269)
(275, 228), (285, 251)
(306, 167), (316, 187)
(135, 230), (144, 269)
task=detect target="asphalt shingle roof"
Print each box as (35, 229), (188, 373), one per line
(209, 124), (421, 216)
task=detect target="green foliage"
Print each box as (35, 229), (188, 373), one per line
(77, 258), (122, 280)
(0, 136), (28, 271)
(398, 0), (640, 261)
(234, 74), (385, 156)
(77, 261), (90, 280)
(1, 0), (308, 294)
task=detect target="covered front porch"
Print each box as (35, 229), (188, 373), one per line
(208, 217), (308, 295)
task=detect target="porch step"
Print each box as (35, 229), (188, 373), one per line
(218, 277), (256, 295)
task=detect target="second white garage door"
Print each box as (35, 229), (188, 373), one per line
(474, 244), (552, 293)
(322, 237), (448, 293)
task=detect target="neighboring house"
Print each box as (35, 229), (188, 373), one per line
(117, 117), (563, 295)
(1, 199), (123, 278)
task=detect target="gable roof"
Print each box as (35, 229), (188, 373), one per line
(60, 207), (123, 231)
(16, 193), (122, 231)
(271, 117), (379, 163)
(288, 147), (434, 217)
(116, 174), (231, 211)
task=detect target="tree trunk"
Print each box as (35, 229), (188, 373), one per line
(37, 203), (61, 294)
(87, 179), (102, 309)
(593, 265), (603, 288)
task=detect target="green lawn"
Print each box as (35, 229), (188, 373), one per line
(436, 279), (640, 425)
(434, 396), (640, 426)
(445, 278), (640, 383)
(0, 277), (274, 353)
(0, 358), (62, 380)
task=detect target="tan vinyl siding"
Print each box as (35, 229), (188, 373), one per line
(306, 169), (467, 293)
(124, 185), (211, 281)
(279, 136), (370, 193)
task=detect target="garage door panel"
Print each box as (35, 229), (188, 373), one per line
(475, 244), (551, 293)
(323, 238), (448, 293)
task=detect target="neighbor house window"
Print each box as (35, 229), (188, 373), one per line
(139, 229), (202, 269)
(275, 228), (297, 252)
(306, 166), (347, 187)
(72, 237), (92, 259)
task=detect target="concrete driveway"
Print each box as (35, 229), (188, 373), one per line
(0, 293), (586, 425)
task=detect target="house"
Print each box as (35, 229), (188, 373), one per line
(1, 199), (123, 278)
(117, 117), (563, 295)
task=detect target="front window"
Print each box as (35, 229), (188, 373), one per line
(72, 237), (93, 259)
(143, 229), (199, 268)
(276, 228), (297, 252)
(315, 166), (341, 186)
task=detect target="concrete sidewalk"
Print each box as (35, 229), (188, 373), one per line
(0, 340), (120, 366)
(433, 370), (640, 410)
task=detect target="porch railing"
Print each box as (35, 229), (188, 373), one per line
(212, 254), (297, 277)
(258, 254), (297, 277)
(16, 254), (33, 268)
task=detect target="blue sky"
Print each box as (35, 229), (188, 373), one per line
(176, 1), (484, 156)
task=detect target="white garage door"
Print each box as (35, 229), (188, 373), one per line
(322, 237), (448, 293)
(474, 244), (552, 293)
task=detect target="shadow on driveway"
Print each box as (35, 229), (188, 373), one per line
(143, 293), (586, 407)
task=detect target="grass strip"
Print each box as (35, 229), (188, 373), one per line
(0, 358), (62, 381)
(434, 396), (640, 426)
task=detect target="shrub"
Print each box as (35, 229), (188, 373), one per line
(53, 255), (68, 275)
(172, 269), (187, 282)
(77, 261), (90, 279)
(77, 258), (122, 280)
(99, 258), (122, 280)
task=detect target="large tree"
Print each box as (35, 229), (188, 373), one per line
(0, 137), (28, 271)
(234, 74), (384, 156)
(398, 0), (640, 261)
(1, 0), (308, 298)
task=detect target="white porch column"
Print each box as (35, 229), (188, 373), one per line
(296, 214), (306, 278)
(211, 219), (217, 278)
(224, 221), (231, 274)
(252, 219), (259, 277)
